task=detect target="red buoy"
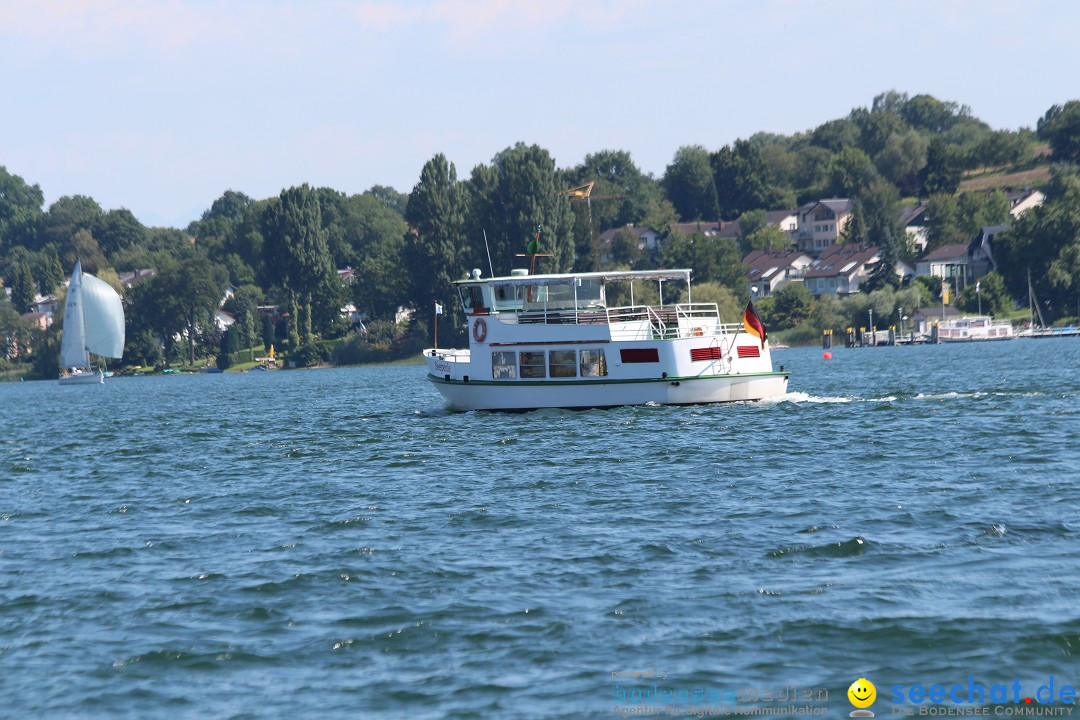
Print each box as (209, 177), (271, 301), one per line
(823, 351), (833, 360)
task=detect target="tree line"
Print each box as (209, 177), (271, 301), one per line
(2, 92), (1080, 376)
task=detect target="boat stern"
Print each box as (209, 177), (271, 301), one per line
(425, 348), (472, 382)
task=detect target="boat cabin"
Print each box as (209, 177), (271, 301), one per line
(452, 269), (730, 341)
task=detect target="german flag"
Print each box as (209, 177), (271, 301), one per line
(743, 300), (767, 348)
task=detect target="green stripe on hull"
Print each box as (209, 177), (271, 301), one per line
(427, 371), (790, 387)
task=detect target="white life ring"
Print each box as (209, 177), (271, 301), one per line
(472, 317), (488, 343)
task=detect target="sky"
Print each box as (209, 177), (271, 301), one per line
(1, 0), (1077, 229)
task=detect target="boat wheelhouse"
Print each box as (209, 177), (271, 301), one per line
(425, 268), (789, 411)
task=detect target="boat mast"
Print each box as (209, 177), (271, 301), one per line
(1028, 270), (1047, 330)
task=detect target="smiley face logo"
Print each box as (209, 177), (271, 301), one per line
(848, 678), (876, 710)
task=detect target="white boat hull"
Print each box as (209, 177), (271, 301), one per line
(428, 372), (788, 411)
(59, 370), (104, 385)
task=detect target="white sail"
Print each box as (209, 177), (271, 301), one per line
(81, 272), (125, 359)
(59, 260), (89, 369)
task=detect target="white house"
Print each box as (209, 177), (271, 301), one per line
(743, 250), (813, 298)
(899, 202), (931, 252)
(1007, 189), (1045, 218)
(214, 309), (236, 332)
(915, 243), (969, 283)
(802, 244), (913, 297)
(794, 199), (854, 253)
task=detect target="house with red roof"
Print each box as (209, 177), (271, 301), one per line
(743, 249), (813, 299)
(802, 244), (913, 297)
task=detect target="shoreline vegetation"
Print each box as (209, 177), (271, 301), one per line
(3, 91), (1080, 380)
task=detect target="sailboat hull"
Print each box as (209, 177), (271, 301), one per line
(59, 370), (104, 385)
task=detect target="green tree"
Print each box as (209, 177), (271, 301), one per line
(10, 262), (36, 312)
(769, 282), (814, 329)
(875, 130), (928, 195)
(852, 107), (909, 159)
(810, 118), (860, 153)
(365, 185), (408, 216)
(405, 154), (470, 336)
(858, 180), (904, 290)
(261, 184), (334, 347)
(920, 138), (964, 196)
(793, 146), (834, 199)
(34, 252), (65, 295)
(563, 150), (669, 270)
(608, 227), (644, 268)
(676, 281), (741, 322)
(344, 193), (409, 322)
(900, 94), (970, 133)
(1037, 101), (1080, 164)
(0, 297), (29, 359)
(959, 271), (1013, 316)
(0, 166), (44, 251)
(970, 130), (1029, 168)
(39, 195), (103, 255)
(839, 200), (868, 245)
(827, 147), (881, 197)
(468, 143), (575, 276)
(973, 189), (1012, 229)
(132, 257), (226, 366)
(995, 171), (1080, 321)
(923, 194), (967, 251)
(93, 208), (147, 257)
(223, 284), (263, 352)
(662, 145), (719, 221)
(711, 140), (785, 217)
(859, 180), (903, 247)
(67, 229), (108, 274)
(744, 225), (791, 252)
(737, 209), (767, 239)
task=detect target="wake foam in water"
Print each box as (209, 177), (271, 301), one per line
(763, 391), (897, 405)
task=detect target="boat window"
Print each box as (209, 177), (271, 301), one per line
(492, 351), (517, 379)
(580, 349), (608, 377)
(549, 350), (577, 378)
(544, 283), (577, 310)
(519, 351), (546, 379)
(577, 278), (605, 308)
(492, 283), (525, 312)
(620, 348), (660, 363)
(459, 285), (486, 311)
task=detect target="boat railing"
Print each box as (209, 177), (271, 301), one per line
(676, 303), (720, 325)
(501, 302), (741, 341)
(646, 305), (668, 339)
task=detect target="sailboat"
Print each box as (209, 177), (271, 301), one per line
(58, 260), (125, 385)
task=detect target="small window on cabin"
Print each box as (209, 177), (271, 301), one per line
(549, 350), (577, 378)
(460, 285), (485, 310)
(519, 351), (547, 379)
(492, 284), (523, 312)
(580, 349), (608, 377)
(577, 278), (604, 308)
(492, 351), (517, 379)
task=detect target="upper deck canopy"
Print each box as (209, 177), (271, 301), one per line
(452, 269), (693, 287)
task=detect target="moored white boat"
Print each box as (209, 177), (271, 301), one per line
(937, 315), (1014, 342)
(425, 268), (789, 411)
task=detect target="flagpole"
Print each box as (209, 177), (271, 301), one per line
(434, 303), (438, 351)
(729, 287), (757, 350)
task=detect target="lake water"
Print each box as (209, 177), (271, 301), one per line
(2, 338), (1079, 719)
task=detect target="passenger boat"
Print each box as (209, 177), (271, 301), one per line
(937, 316), (1015, 342)
(424, 268), (789, 411)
